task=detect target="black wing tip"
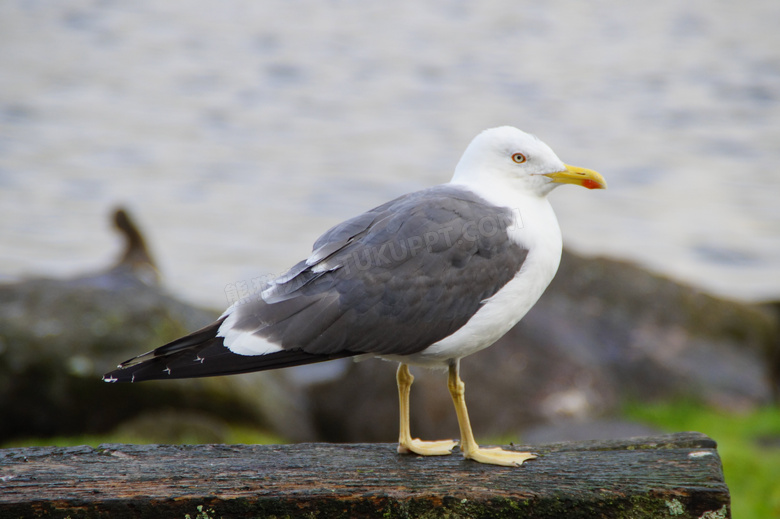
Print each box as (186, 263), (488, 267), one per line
(100, 356), (150, 382)
(102, 347), (359, 384)
(102, 369), (134, 383)
(102, 319), (228, 383)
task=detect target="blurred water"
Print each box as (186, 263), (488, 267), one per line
(1, 0), (779, 308)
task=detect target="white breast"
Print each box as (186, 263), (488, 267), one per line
(383, 191), (563, 368)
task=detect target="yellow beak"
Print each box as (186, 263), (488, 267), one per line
(544, 164), (607, 190)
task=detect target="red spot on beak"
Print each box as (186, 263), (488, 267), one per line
(582, 179), (602, 190)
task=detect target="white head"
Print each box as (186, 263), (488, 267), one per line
(451, 126), (606, 197)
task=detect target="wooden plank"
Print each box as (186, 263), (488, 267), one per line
(0, 432), (730, 518)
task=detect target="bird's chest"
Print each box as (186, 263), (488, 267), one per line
(399, 201), (563, 366)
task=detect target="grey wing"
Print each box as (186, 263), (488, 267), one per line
(228, 185), (529, 357)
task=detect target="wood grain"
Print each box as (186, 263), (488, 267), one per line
(0, 432), (730, 518)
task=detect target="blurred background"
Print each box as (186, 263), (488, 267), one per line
(1, 0), (779, 306)
(1, 1), (779, 516)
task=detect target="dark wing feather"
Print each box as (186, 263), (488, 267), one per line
(103, 319), (355, 382)
(104, 185), (528, 383)
(229, 185), (528, 356)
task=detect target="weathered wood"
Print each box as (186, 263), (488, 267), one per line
(0, 432), (729, 518)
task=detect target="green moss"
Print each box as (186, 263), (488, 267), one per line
(369, 494), (710, 518)
(184, 504), (217, 519)
(700, 505), (729, 519)
(665, 498), (685, 515)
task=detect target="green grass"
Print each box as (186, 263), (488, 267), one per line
(625, 401), (780, 519)
(1, 425), (282, 449)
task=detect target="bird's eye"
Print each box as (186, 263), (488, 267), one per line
(511, 153), (527, 164)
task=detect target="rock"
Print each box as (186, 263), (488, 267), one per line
(521, 419), (660, 444)
(4, 207), (776, 447)
(0, 208), (315, 444)
(308, 250), (778, 443)
(546, 251), (776, 409)
(111, 409), (233, 445)
(760, 301), (780, 400)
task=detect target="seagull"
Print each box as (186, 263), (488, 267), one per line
(104, 126), (606, 466)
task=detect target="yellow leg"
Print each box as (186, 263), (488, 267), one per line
(448, 360), (536, 467)
(396, 363), (458, 456)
